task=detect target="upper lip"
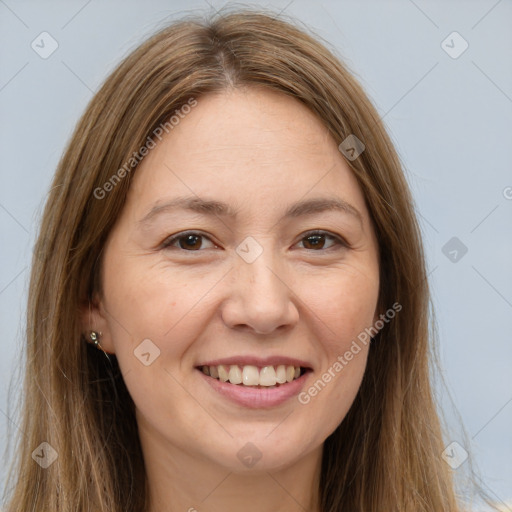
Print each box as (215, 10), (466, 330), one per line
(196, 355), (313, 370)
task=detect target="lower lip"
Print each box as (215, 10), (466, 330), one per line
(197, 369), (311, 409)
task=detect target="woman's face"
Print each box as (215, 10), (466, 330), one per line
(91, 87), (380, 473)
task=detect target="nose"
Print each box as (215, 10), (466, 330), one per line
(220, 244), (299, 335)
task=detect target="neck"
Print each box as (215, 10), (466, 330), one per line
(141, 426), (323, 512)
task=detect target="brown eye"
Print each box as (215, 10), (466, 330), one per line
(161, 232), (216, 251)
(298, 231), (345, 251)
(177, 234), (202, 250)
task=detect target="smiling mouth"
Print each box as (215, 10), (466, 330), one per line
(196, 364), (311, 388)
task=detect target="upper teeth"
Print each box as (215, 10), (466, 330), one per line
(201, 364), (301, 387)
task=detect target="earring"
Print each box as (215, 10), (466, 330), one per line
(88, 330), (111, 363)
(89, 331), (101, 348)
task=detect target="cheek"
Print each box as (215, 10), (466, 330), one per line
(305, 263), (379, 347)
(103, 257), (215, 337)
(100, 258), (209, 414)
(296, 261), (377, 419)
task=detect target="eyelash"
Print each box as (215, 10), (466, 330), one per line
(160, 230), (348, 252)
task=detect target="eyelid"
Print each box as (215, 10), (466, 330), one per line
(160, 230), (217, 250)
(160, 229), (348, 252)
(295, 229), (348, 250)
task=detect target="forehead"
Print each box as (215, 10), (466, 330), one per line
(126, 88), (369, 223)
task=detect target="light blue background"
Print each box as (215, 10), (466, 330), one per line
(1, 0), (511, 509)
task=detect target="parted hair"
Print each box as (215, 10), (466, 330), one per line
(3, 8), (466, 512)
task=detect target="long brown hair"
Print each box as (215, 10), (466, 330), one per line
(3, 8), (471, 511)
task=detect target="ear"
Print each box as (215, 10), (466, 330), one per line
(372, 302), (380, 329)
(80, 294), (116, 354)
(372, 291), (386, 333)
(372, 305), (385, 338)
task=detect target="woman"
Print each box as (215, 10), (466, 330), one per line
(2, 8), (475, 512)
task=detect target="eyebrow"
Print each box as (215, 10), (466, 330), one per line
(139, 195), (363, 227)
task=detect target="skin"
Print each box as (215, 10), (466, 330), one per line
(83, 87), (381, 512)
